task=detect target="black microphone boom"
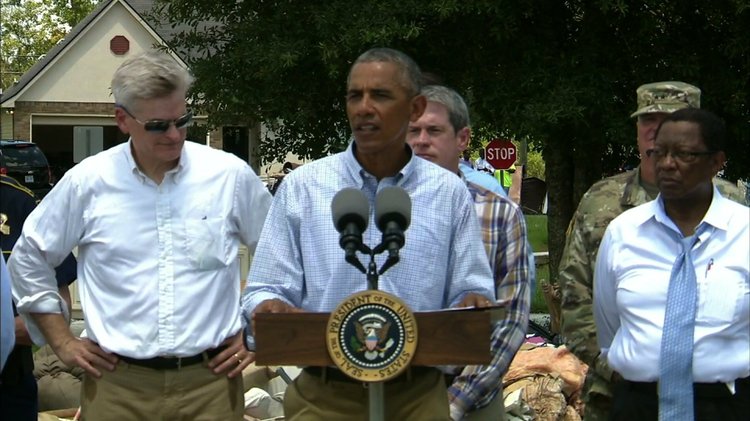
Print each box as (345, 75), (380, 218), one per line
(374, 187), (411, 273)
(331, 188), (370, 273)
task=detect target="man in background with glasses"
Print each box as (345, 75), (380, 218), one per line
(558, 81), (746, 420)
(594, 108), (749, 420)
(8, 51), (272, 419)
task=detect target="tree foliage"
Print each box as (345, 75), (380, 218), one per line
(0, 0), (97, 91)
(153, 0), (750, 280)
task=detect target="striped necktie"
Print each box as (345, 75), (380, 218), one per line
(658, 235), (699, 421)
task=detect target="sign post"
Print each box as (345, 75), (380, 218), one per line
(485, 139), (517, 170)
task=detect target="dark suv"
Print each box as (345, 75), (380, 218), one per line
(0, 140), (53, 198)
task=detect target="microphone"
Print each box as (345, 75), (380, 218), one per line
(331, 188), (370, 273)
(374, 187), (411, 273)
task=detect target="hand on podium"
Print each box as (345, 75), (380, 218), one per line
(251, 299), (304, 334)
(455, 293), (495, 309)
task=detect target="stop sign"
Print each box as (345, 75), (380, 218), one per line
(485, 139), (517, 170)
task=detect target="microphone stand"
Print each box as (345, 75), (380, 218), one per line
(347, 242), (400, 421)
(366, 256), (379, 291)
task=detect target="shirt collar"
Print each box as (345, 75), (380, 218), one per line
(653, 185), (729, 234)
(343, 140), (412, 187)
(123, 138), (187, 184)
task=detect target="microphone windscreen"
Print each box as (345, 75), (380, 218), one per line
(375, 187), (411, 231)
(331, 188), (369, 232)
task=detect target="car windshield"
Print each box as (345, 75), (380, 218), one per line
(2, 145), (47, 167)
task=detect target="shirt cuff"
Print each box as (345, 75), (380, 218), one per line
(449, 403), (466, 421)
(241, 310), (256, 351)
(447, 384), (475, 421)
(15, 290), (70, 346)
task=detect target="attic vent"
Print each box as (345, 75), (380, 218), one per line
(110, 36), (130, 55)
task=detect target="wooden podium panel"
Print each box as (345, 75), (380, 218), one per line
(254, 308), (498, 366)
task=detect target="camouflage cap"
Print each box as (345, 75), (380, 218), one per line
(630, 81), (701, 118)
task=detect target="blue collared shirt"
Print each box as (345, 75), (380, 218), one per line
(243, 142), (495, 346)
(1, 256), (15, 371)
(459, 161), (506, 197)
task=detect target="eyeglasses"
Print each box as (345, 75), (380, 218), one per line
(645, 148), (716, 164)
(117, 104), (193, 132)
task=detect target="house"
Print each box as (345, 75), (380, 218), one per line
(0, 0), (271, 317)
(0, 0), (260, 175)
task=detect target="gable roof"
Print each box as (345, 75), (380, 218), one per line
(0, 0), (179, 106)
(125, 0), (188, 44)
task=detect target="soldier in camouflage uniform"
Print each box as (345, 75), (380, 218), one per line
(559, 81), (747, 421)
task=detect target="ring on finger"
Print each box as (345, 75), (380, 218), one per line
(234, 353), (242, 364)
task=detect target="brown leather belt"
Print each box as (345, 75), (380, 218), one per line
(118, 346), (226, 370)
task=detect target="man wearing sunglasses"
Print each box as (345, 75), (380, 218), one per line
(8, 51), (272, 419)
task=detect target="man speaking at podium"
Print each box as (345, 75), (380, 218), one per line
(242, 47), (496, 420)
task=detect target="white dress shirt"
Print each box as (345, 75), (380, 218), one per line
(9, 140), (271, 358)
(594, 188), (750, 383)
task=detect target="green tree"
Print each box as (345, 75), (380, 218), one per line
(152, 0), (750, 288)
(1, 0), (97, 91)
(525, 148), (545, 181)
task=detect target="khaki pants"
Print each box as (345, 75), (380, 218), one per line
(80, 360), (244, 421)
(284, 369), (451, 420)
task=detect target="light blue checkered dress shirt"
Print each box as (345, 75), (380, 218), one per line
(242, 143), (495, 347)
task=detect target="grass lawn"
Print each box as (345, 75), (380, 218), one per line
(525, 214), (548, 252)
(525, 214), (550, 313)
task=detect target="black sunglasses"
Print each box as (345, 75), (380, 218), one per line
(117, 104), (193, 132)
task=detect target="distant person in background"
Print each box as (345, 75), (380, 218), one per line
(494, 164), (516, 194)
(594, 108), (749, 420)
(407, 85), (532, 421)
(1, 174), (77, 420)
(460, 150), (473, 168)
(559, 81), (746, 420)
(474, 149), (495, 175)
(460, 155), (507, 197)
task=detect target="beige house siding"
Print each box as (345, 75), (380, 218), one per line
(1, 112), (12, 138)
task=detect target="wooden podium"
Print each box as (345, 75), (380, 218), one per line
(254, 308), (496, 366)
(255, 307), (505, 421)
(254, 307), (499, 420)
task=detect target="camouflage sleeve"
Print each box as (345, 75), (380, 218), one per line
(559, 202), (614, 382)
(715, 179), (749, 206)
(559, 210), (601, 368)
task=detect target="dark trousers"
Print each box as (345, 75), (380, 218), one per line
(0, 369), (38, 420)
(0, 345), (38, 421)
(610, 377), (750, 421)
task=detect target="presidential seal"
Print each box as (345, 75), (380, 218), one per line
(326, 290), (418, 382)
